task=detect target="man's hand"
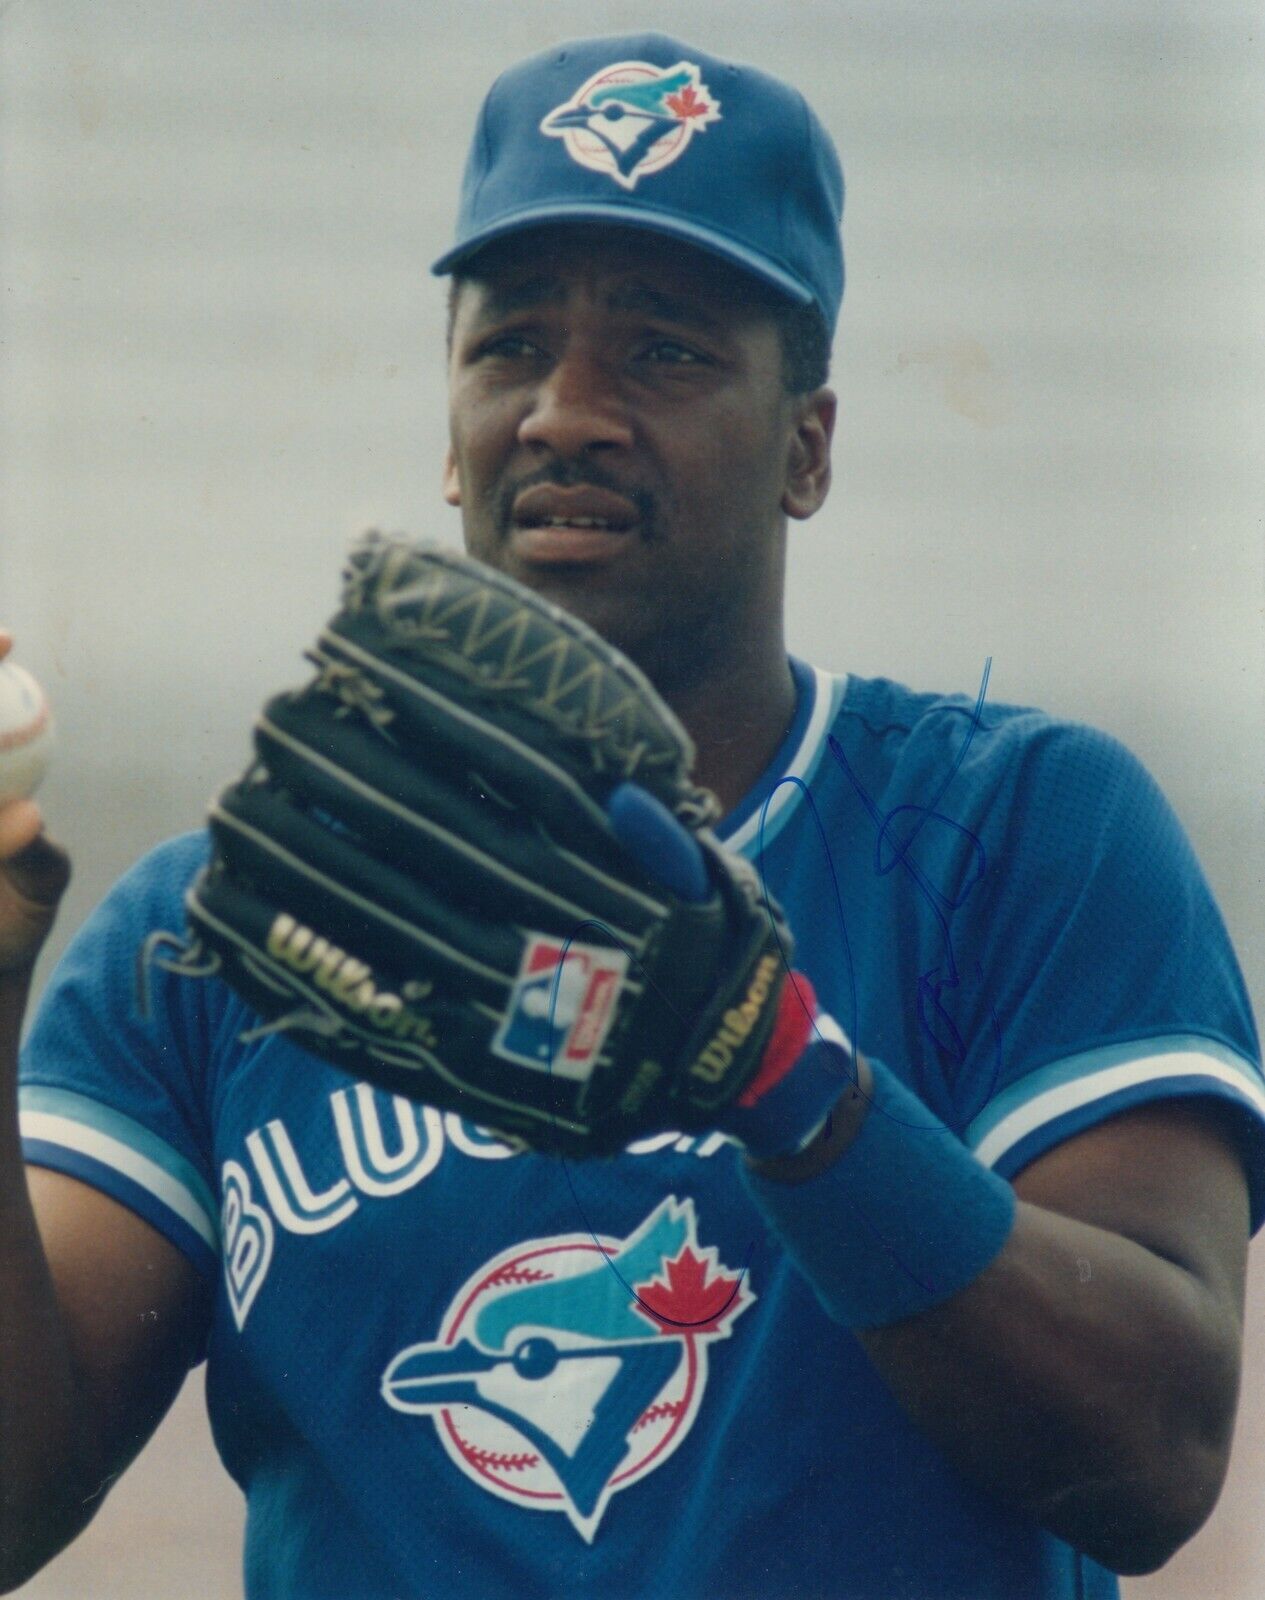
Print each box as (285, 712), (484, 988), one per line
(0, 804), (70, 981)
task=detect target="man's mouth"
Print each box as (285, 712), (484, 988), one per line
(508, 486), (643, 564)
(527, 515), (619, 530)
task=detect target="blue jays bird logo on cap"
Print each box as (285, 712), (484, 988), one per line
(541, 59), (721, 191)
(381, 1198), (752, 1541)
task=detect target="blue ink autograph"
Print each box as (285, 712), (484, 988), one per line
(553, 656), (1003, 1323)
(817, 655), (1004, 1130)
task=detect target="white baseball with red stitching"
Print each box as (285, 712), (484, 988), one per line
(0, 661), (53, 804)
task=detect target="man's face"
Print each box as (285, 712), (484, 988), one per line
(443, 227), (833, 691)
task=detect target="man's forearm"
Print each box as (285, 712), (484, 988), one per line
(0, 976), (96, 1591)
(746, 1062), (1248, 1574)
(856, 1189), (1243, 1573)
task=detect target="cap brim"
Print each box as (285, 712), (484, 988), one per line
(431, 202), (815, 309)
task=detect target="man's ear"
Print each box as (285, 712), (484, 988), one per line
(781, 388), (836, 521)
(443, 446), (462, 507)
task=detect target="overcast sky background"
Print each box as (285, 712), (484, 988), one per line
(2, 3), (1262, 1595)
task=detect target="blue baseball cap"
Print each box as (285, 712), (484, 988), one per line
(432, 33), (845, 336)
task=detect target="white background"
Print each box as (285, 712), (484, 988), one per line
(2, 2), (1262, 1595)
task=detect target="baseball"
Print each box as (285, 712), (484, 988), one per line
(0, 660), (53, 803)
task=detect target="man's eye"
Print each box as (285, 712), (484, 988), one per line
(477, 334), (543, 360)
(639, 340), (705, 366)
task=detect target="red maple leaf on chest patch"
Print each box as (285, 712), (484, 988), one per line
(665, 85), (711, 121)
(634, 1247), (743, 1334)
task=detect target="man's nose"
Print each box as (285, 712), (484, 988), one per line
(517, 351), (634, 457)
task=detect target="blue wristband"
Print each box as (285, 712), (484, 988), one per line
(742, 1056), (1016, 1329)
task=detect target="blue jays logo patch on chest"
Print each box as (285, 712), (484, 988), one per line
(380, 1196), (752, 1541)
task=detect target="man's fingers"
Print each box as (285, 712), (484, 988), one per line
(0, 803), (71, 908)
(607, 782), (711, 903)
(0, 801), (46, 862)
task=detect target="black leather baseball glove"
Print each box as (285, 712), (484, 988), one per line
(174, 534), (838, 1158)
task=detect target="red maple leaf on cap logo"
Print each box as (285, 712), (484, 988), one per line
(634, 1247), (744, 1334)
(665, 85), (711, 120)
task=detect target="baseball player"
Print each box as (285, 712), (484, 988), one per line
(1, 33), (1262, 1600)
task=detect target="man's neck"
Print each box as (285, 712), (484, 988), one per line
(663, 648), (797, 819)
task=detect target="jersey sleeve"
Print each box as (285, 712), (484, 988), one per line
(936, 716), (1265, 1223)
(19, 833), (222, 1280)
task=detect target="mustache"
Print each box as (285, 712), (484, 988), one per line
(495, 465), (661, 541)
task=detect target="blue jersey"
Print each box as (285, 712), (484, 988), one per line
(20, 660), (1265, 1599)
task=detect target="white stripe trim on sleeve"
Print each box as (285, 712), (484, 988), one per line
(20, 1109), (220, 1250)
(972, 1049), (1265, 1171)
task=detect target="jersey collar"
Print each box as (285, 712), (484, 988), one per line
(715, 657), (847, 858)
